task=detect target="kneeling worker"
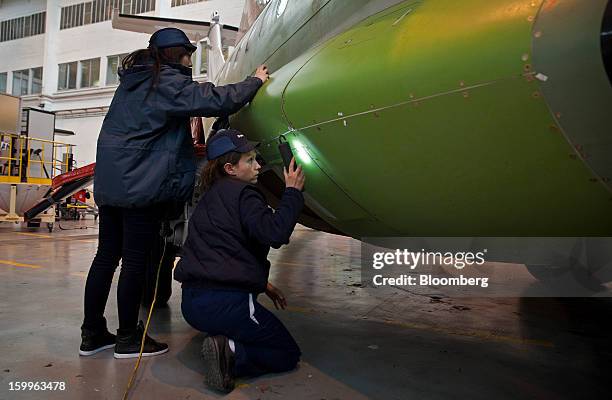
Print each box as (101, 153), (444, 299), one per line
(174, 128), (305, 392)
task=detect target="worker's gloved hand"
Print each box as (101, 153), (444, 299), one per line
(254, 65), (270, 84)
(265, 282), (287, 310)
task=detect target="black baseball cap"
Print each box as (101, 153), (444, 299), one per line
(149, 28), (196, 52)
(207, 129), (259, 160)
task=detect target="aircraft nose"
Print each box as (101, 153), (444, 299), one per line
(532, 0), (612, 191)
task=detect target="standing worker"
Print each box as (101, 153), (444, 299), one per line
(79, 27), (269, 359)
(175, 129), (306, 392)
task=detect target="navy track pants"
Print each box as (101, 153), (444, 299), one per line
(181, 288), (301, 377)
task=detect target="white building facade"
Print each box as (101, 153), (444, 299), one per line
(0, 0), (245, 168)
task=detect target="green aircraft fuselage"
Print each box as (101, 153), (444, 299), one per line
(214, 0), (612, 238)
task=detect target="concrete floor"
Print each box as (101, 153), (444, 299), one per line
(1, 220), (611, 400)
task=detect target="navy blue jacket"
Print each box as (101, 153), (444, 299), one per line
(94, 63), (262, 207)
(174, 178), (304, 294)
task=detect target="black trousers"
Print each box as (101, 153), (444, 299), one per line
(82, 204), (162, 332)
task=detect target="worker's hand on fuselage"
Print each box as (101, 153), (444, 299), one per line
(265, 282), (287, 310)
(254, 65), (270, 84)
(284, 158), (305, 191)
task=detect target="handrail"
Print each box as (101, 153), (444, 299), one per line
(0, 131), (74, 184)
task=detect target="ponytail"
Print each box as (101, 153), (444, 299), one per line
(200, 151), (242, 190)
(120, 45), (192, 93)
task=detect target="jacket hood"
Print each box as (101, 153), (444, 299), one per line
(118, 63), (193, 91)
(118, 65), (153, 91)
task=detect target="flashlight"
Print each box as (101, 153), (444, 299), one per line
(278, 137), (296, 172)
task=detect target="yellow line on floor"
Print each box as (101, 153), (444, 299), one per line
(16, 232), (52, 239)
(235, 383), (250, 389)
(71, 239), (98, 243)
(3, 235), (98, 243)
(0, 259), (43, 269)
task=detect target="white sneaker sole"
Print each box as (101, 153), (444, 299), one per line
(79, 344), (115, 356)
(113, 347), (169, 359)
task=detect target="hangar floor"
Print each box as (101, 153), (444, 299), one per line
(1, 221), (611, 400)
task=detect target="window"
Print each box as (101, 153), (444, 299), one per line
(0, 73), (7, 93)
(80, 58), (101, 88)
(58, 62), (77, 90)
(91, 0), (112, 24)
(12, 70), (29, 96)
(84, 2), (92, 24)
(119, 0), (155, 17)
(172, 0), (206, 6)
(7, 68), (43, 96)
(60, 0), (155, 30)
(59, 59), (101, 90)
(24, 15), (31, 37)
(31, 68), (43, 94)
(106, 54), (127, 85)
(61, 2), (85, 29)
(0, 12), (46, 42)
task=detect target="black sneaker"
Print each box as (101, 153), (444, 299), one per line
(113, 321), (169, 359)
(201, 335), (235, 392)
(79, 328), (116, 356)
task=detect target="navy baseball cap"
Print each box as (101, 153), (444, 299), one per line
(149, 28), (196, 52)
(207, 129), (259, 160)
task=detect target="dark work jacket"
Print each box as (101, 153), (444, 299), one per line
(174, 178), (304, 294)
(94, 63), (262, 207)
